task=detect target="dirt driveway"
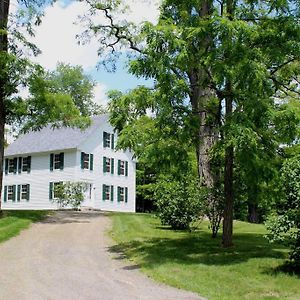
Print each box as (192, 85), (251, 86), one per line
(0, 211), (204, 300)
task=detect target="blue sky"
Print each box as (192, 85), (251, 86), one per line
(22, 0), (159, 105)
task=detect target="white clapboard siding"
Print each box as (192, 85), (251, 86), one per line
(1, 115), (136, 212)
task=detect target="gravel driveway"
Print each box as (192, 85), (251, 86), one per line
(0, 211), (204, 300)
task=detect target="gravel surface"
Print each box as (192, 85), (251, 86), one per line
(0, 211), (204, 300)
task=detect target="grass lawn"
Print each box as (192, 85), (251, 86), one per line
(109, 213), (300, 300)
(0, 210), (50, 244)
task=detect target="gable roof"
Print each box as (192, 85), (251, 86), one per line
(5, 114), (109, 157)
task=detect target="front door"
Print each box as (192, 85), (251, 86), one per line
(82, 183), (94, 208)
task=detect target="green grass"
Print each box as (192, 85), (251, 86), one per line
(109, 213), (300, 300)
(0, 210), (50, 244)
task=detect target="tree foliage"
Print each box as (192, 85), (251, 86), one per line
(83, 0), (300, 245)
(155, 176), (205, 230)
(0, 0), (92, 210)
(266, 155), (300, 268)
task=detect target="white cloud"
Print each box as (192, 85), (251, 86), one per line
(122, 0), (161, 24)
(30, 1), (99, 70)
(93, 82), (108, 107)
(29, 0), (160, 71)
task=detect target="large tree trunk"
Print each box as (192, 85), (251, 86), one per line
(189, 69), (218, 189)
(247, 202), (259, 223)
(223, 144), (234, 247)
(0, 0), (10, 211)
(222, 0), (235, 248)
(222, 81), (234, 247)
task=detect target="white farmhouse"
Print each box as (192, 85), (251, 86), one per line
(1, 115), (136, 212)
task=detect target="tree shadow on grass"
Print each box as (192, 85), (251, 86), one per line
(108, 231), (287, 268)
(262, 262), (300, 278)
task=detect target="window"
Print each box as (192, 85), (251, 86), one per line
(120, 161), (125, 175)
(49, 182), (63, 199)
(118, 160), (128, 176)
(4, 184), (29, 202)
(54, 154), (61, 169)
(81, 152), (94, 170)
(106, 158), (111, 172)
(8, 159), (16, 174)
(7, 185), (14, 201)
(83, 153), (90, 169)
(21, 157), (31, 172)
(105, 132), (111, 148)
(103, 157), (114, 174)
(20, 184), (30, 201)
(53, 182), (62, 198)
(102, 184), (113, 201)
(103, 132), (114, 149)
(50, 153), (64, 171)
(117, 186), (128, 203)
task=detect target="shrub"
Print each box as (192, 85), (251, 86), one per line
(155, 177), (205, 230)
(265, 155), (300, 268)
(53, 181), (87, 209)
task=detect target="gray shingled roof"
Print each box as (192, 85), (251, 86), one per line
(5, 115), (109, 157)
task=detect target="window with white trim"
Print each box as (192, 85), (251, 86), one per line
(83, 153), (89, 169)
(105, 133), (111, 148)
(106, 158), (111, 172)
(103, 132), (114, 149)
(119, 187), (125, 202)
(8, 159), (15, 173)
(102, 184), (113, 201)
(117, 186), (128, 203)
(54, 154), (61, 169)
(53, 182), (63, 199)
(22, 157), (30, 172)
(81, 152), (93, 170)
(118, 160), (128, 176)
(21, 184), (29, 200)
(7, 185), (14, 200)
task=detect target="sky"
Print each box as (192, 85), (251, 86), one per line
(11, 0), (160, 106)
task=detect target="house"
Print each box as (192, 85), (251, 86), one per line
(1, 115), (136, 212)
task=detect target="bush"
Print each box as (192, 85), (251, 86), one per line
(265, 155), (300, 268)
(155, 177), (205, 230)
(53, 182), (87, 209)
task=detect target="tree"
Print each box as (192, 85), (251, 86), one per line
(0, 1), (89, 211)
(45, 63), (104, 116)
(83, 0), (300, 246)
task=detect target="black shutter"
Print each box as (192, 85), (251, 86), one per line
(18, 157), (22, 173)
(102, 184), (106, 200)
(49, 182), (53, 200)
(4, 159), (8, 175)
(125, 161), (128, 176)
(12, 185), (16, 201)
(17, 184), (21, 202)
(81, 152), (85, 169)
(103, 132), (107, 147)
(103, 157), (106, 173)
(118, 160), (121, 175)
(125, 187), (128, 203)
(27, 156), (31, 173)
(50, 154), (54, 171)
(111, 185), (114, 201)
(4, 186), (7, 202)
(13, 158), (17, 174)
(111, 134), (114, 149)
(90, 154), (94, 171)
(117, 187), (120, 202)
(26, 184), (30, 201)
(111, 158), (114, 174)
(60, 152), (64, 170)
